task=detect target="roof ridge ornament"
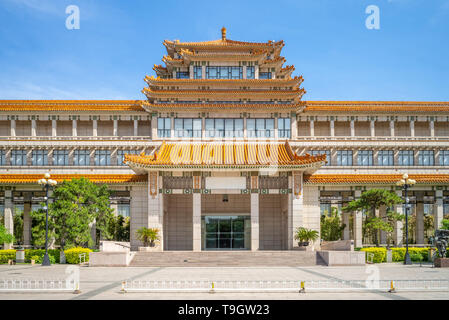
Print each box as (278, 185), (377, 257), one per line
(221, 26), (226, 41)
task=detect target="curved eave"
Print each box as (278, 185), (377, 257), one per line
(126, 161), (325, 171)
(303, 174), (449, 185)
(0, 174), (148, 185)
(141, 102), (304, 112)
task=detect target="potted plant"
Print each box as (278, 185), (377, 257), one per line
(136, 227), (160, 247)
(294, 227), (319, 247)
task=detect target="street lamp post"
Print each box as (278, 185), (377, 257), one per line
(37, 173), (57, 266)
(396, 173), (416, 265)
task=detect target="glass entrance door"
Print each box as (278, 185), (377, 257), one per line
(202, 215), (250, 250)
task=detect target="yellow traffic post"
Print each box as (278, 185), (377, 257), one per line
(388, 280), (396, 293)
(299, 281), (305, 293)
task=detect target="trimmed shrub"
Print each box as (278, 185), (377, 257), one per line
(25, 249), (60, 263)
(361, 247), (387, 263)
(64, 247), (92, 264)
(362, 247), (431, 263)
(0, 250), (16, 264)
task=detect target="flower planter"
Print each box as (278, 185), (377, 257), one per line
(298, 241), (309, 247)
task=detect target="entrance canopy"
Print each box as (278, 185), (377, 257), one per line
(124, 141), (326, 172)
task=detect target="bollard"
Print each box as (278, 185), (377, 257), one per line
(73, 282), (81, 294)
(388, 280), (396, 293)
(120, 281), (127, 294)
(209, 281), (215, 294)
(299, 281), (305, 293)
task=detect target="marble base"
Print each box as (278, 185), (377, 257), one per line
(434, 258), (449, 268)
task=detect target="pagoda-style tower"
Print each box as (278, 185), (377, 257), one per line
(141, 27), (305, 115)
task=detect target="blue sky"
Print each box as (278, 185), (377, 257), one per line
(0, 0), (448, 101)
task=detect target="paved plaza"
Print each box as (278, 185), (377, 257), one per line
(0, 263), (449, 300)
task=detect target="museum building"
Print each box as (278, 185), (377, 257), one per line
(1, 28), (449, 251)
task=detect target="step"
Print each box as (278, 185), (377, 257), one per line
(129, 251), (325, 267)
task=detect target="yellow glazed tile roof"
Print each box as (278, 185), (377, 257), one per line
(304, 174), (449, 185)
(304, 101), (449, 113)
(0, 100), (144, 112)
(124, 141), (326, 169)
(0, 174), (147, 184)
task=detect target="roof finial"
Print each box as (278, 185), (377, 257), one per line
(221, 26), (227, 41)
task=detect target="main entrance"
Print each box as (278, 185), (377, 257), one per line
(201, 215), (251, 250)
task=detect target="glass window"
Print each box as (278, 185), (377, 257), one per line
(440, 150), (449, 166)
(175, 118), (202, 138)
(206, 66), (242, 79)
(259, 72), (272, 79)
(117, 204), (130, 217)
(418, 150), (434, 166)
(246, 66), (255, 79)
(32, 150), (48, 166)
(193, 66), (202, 79)
(357, 150), (373, 166)
(378, 150), (394, 166)
(95, 150), (111, 166)
(247, 118), (274, 138)
(73, 150), (90, 166)
(176, 72), (189, 79)
(158, 117), (171, 138)
(11, 150), (27, 166)
(0, 150), (5, 166)
(117, 150), (139, 166)
(205, 118), (242, 138)
(53, 150), (68, 166)
(310, 150), (331, 166)
(398, 150), (414, 166)
(278, 118), (291, 138)
(320, 203), (332, 216)
(337, 150), (353, 166)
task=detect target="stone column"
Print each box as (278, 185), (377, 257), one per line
(170, 117), (174, 139)
(410, 120), (415, 137)
(147, 173), (164, 250)
(89, 219), (96, 249)
(3, 189), (14, 249)
(290, 113), (297, 139)
(193, 193), (201, 251)
(434, 190), (444, 230)
(52, 120), (57, 137)
(134, 119), (139, 136)
(151, 117), (157, 139)
(370, 120), (375, 137)
(243, 117), (247, 139)
(310, 119), (315, 137)
(342, 211), (350, 240)
(430, 120), (435, 137)
(350, 120), (355, 137)
(202, 117), (206, 140)
(390, 120), (395, 137)
(288, 172), (304, 249)
(242, 65), (247, 79)
(10, 120), (16, 137)
(130, 185), (149, 251)
(113, 119), (118, 136)
(394, 190), (404, 246)
(23, 193), (32, 247)
(110, 202), (118, 216)
(189, 65), (194, 79)
(250, 193), (259, 251)
(415, 192), (424, 245)
(379, 205), (387, 245)
(274, 117), (278, 139)
(92, 120), (98, 137)
(353, 190), (363, 248)
(330, 120), (335, 137)
(255, 65), (259, 79)
(72, 119), (77, 137)
(31, 120), (36, 137)
(201, 65), (206, 79)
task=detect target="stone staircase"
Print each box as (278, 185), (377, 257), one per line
(129, 251), (325, 267)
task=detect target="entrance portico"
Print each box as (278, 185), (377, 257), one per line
(125, 141), (326, 251)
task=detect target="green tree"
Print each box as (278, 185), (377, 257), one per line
(441, 219), (449, 230)
(31, 177), (114, 252)
(0, 225), (15, 245)
(320, 207), (346, 241)
(343, 189), (403, 246)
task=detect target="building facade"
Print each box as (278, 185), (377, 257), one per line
(1, 28), (448, 251)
